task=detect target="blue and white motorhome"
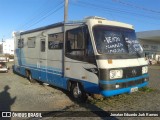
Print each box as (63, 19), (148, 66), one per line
(13, 16), (149, 102)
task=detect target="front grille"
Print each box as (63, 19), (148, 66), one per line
(126, 79), (144, 87)
(123, 66), (142, 78)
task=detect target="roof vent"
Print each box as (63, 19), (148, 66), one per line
(85, 16), (106, 20)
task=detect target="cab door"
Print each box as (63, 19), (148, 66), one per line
(65, 26), (97, 81)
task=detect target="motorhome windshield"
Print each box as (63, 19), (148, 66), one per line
(93, 26), (143, 56)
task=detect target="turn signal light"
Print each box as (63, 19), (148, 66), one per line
(108, 59), (112, 64)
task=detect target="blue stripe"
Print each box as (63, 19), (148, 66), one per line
(21, 65), (62, 75)
(101, 82), (148, 97)
(14, 65), (68, 89)
(99, 74), (149, 84)
(81, 81), (100, 94)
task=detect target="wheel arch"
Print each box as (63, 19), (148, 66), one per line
(67, 79), (84, 92)
(25, 69), (31, 76)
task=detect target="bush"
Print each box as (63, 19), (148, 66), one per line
(4, 54), (14, 59)
(9, 55), (14, 59)
(139, 87), (154, 92)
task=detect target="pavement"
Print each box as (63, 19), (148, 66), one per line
(148, 65), (160, 90)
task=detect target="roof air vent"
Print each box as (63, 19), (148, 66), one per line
(85, 16), (106, 20)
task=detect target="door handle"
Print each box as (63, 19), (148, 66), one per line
(66, 68), (70, 70)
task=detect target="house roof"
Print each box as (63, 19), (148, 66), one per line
(136, 30), (160, 42)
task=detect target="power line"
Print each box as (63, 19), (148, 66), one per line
(72, 1), (160, 21)
(19, 0), (64, 31)
(112, 0), (160, 14)
(25, 2), (64, 30)
(18, 0), (53, 30)
(71, 0), (160, 26)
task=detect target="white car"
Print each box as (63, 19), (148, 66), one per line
(0, 62), (8, 72)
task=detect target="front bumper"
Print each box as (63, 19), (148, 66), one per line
(0, 68), (8, 72)
(101, 82), (148, 97)
(99, 74), (149, 97)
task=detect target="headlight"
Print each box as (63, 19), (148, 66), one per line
(110, 69), (123, 79)
(142, 66), (148, 74)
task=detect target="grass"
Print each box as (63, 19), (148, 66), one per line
(139, 87), (155, 92)
(88, 87), (155, 109)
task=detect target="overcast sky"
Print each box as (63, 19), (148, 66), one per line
(0, 0), (160, 40)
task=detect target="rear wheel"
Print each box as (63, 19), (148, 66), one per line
(26, 70), (36, 83)
(70, 82), (87, 103)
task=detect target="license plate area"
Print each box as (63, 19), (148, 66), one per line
(130, 87), (138, 93)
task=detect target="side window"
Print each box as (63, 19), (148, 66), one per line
(41, 40), (45, 52)
(18, 39), (24, 48)
(48, 33), (63, 49)
(66, 26), (95, 63)
(86, 37), (94, 56)
(84, 27), (94, 56)
(28, 37), (36, 48)
(66, 27), (85, 55)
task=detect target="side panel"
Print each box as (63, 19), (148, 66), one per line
(47, 49), (63, 87)
(14, 26), (69, 89)
(65, 57), (99, 93)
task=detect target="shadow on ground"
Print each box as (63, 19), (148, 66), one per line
(40, 86), (118, 120)
(0, 85), (17, 120)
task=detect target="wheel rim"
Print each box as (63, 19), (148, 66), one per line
(73, 86), (82, 98)
(29, 74), (31, 80)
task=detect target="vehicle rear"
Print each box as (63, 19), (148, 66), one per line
(0, 62), (8, 72)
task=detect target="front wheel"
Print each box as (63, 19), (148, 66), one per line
(70, 83), (87, 103)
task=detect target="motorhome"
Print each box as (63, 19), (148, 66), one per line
(13, 16), (149, 102)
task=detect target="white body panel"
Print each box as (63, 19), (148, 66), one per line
(97, 58), (148, 69)
(65, 57), (98, 84)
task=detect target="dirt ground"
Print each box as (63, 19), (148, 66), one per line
(0, 62), (160, 120)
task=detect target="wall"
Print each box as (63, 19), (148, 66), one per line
(139, 39), (160, 61)
(2, 39), (14, 55)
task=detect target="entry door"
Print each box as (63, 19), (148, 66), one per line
(39, 38), (47, 82)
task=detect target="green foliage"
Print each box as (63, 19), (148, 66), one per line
(139, 87), (154, 92)
(4, 54), (14, 59)
(87, 87), (155, 109)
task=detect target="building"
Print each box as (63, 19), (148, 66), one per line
(137, 30), (160, 61)
(0, 43), (2, 54)
(0, 38), (14, 55)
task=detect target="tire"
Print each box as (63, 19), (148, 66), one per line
(70, 83), (87, 103)
(26, 70), (36, 83)
(12, 66), (16, 74)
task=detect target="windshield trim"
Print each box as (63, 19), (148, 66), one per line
(96, 53), (143, 60)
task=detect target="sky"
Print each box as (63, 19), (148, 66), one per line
(0, 0), (160, 40)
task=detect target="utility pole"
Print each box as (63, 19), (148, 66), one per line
(63, 0), (68, 77)
(64, 0), (68, 22)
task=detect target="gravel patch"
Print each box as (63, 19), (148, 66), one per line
(1, 62), (160, 120)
